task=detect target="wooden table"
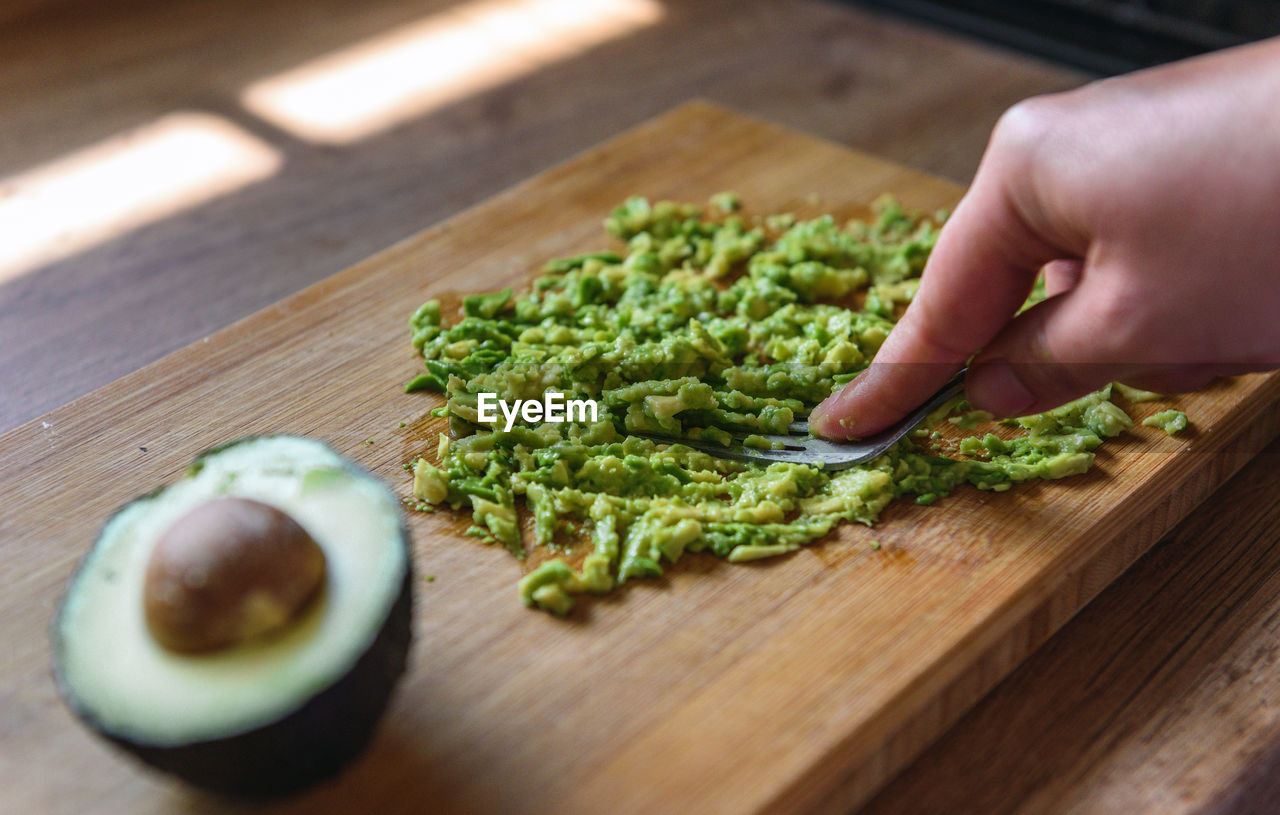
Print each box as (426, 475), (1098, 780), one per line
(2, 1), (1277, 812)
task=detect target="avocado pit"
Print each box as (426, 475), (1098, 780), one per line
(143, 496), (326, 653)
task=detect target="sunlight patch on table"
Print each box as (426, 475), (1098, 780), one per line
(0, 113), (282, 284)
(241, 0), (663, 145)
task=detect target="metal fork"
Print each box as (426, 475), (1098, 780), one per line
(641, 368), (967, 470)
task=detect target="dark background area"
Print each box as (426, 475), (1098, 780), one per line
(848, 0), (1280, 74)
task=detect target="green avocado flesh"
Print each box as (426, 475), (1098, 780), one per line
(53, 436), (412, 796)
(404, 195), (1183, 616)
(1143, 409), (1189, 435)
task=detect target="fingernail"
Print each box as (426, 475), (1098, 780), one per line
(971, 362), (1036, 417)
(809, 398), (836, 437)
(810, 390), (858, 440)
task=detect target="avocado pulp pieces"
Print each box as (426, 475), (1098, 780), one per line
(52, 436), (413, 796)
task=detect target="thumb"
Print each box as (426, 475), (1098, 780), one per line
(963, 281), (1120, 416)
(965, 272), (1218, 416)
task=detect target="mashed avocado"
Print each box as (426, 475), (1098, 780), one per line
(405, 195), (1177, 614)
(1143, 409), (1189, 435)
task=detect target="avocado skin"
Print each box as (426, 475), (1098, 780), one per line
(50, 437), (415, 797)
(54, 558), (411, 797)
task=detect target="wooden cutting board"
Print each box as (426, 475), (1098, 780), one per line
(3, 101), (1278, 815)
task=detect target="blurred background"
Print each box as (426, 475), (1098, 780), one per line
(2, 0), (1277, 431)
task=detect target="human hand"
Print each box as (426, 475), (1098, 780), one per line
(811, 37), (1280, 440)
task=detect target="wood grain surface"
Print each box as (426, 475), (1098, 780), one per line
(863, 434), (1280, 815)
(2, 102), (1278, 814)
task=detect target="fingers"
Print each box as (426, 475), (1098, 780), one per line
(809, 360), (957, 439)
(1042, 259), (1083, 298)
(962, 277), (1111, 414)
(964, 275), (1220, 415)
(811, 158), (1077, 439)
(967, 264), (1279, 415)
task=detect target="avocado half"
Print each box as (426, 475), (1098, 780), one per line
(52, 436), (413, 796)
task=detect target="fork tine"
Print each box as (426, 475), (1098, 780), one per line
(647, 436), (831, 468)
(640, 434), (865, 469)
(753, 433), (808, 450)
(636, 367), (968, 471)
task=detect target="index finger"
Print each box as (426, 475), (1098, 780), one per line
(810, 172), (1074, 439)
